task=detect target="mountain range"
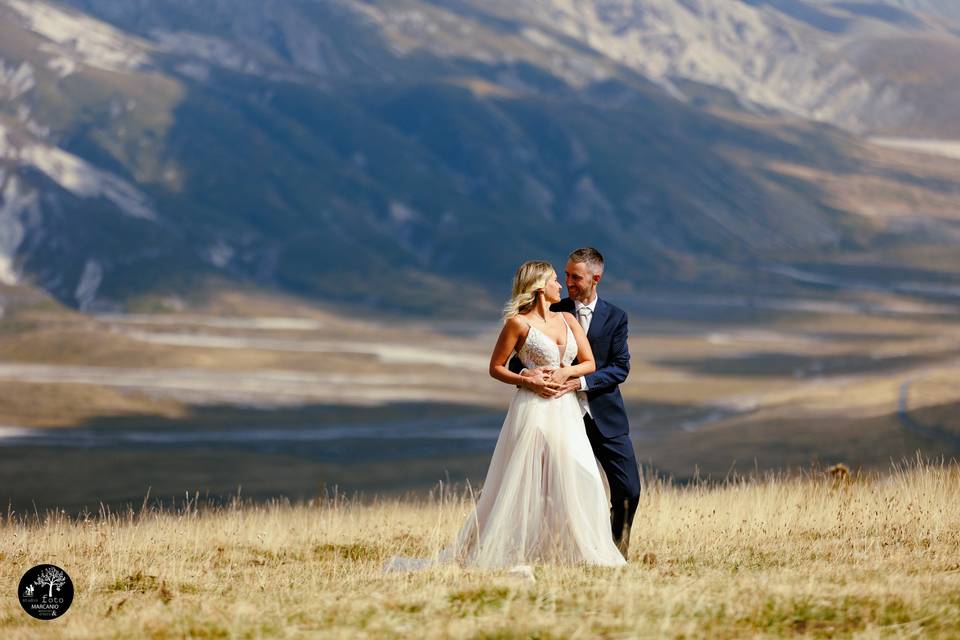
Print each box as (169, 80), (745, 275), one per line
(1, 0), (960, 314)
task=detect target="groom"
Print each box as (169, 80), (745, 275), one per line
(510, 247), (641, 559)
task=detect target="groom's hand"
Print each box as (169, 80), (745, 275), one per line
(551, 379), (581, 397)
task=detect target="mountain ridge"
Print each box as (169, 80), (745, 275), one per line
(1, 0), (959, 315)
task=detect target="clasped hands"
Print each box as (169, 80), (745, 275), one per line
(521, 366), (580, 399)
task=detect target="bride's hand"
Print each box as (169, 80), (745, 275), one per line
(548, 366), (572, 385)
(523, 369), (561, 398)
(521, 367), (555, 378)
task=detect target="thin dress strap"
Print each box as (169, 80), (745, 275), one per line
(514, 316), (534, 355)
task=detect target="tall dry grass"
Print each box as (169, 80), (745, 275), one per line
(2, 457), (959, 638)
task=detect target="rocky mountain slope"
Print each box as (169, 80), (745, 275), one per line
(472, 0), (960, 137)
(1, 0), (959, 314)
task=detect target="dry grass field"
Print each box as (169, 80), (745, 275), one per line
(2, 458), (959, 639)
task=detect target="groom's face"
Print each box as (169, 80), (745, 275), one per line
(564, 260), (600, 303)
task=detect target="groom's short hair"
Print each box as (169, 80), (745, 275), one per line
(568, 247), (604, 274)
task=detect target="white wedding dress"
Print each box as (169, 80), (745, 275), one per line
(387, 319), (627, 570)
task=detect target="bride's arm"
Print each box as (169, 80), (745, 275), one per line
(489, 318), (559, 396)
(550, 312), (596, 385)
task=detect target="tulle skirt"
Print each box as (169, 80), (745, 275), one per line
(389, 388), (626, 570)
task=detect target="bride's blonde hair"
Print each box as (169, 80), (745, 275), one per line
(502, 260), (554, 320)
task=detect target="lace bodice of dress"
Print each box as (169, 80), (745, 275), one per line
(517, 322), (577, 370)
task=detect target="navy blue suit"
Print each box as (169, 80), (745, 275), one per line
(509, 297), (641, 555)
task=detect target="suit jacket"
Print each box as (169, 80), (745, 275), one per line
(509, 297), (631, 438)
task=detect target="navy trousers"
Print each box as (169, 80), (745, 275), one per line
(584, 413), (641, 551)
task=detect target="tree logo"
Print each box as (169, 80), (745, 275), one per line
(18, 564), (74, 620)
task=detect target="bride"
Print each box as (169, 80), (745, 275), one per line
(390, 260), (626, 569)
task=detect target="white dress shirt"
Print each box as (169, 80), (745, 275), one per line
(573, 295), (598, 416)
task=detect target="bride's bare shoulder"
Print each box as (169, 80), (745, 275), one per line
(503, 315), (529, 333)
